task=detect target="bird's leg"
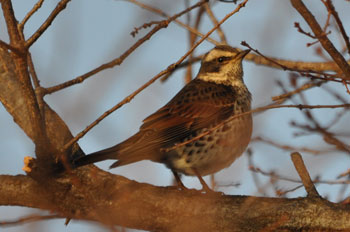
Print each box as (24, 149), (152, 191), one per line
(192, 168), (213, 193)
(171, 170), (187, 190)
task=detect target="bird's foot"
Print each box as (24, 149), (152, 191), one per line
(192, 168), (224, 196)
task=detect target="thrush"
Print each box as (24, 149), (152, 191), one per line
(74, 45), (252, 190)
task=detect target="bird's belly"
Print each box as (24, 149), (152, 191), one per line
(166, 115), (252, 176)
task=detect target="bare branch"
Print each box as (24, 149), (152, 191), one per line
(26, 0), (71, 48)
(294, 22), (316, 39)
(323, 0), (350, 55)
(45, 0), (209, 94)
(252, 136), (332, 155)
(291, 0), (350, 79)
(204, 3), (227, 43)
(1, 172), (350, 231)
(126, 0), (219, 45)
(291, 152), (320, 197)
(131, 0), (207, 37)
(272, 80), (325, 102)
(18, 0), (45, 32)
(0, 214), (61, 227)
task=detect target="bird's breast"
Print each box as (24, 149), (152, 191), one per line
(165, 112), (252, 176)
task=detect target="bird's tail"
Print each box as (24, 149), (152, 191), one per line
(73, 131), (160, 169)
(73, 147), (119, 168)
(73, 144), (152, 169)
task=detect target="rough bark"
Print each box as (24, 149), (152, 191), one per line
(1, 171), (350, 232)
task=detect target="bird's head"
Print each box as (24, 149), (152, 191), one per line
(198, 45), (250, 86)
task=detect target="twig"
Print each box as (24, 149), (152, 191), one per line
(27, 53), (40, 88)
(250, 165), (350, 186)
(294, 22), (316, 39)
(337, 169), (350, 179)
(46, 0), (209, 94)
(18, 0), (45, 32)
(0, 214), (61, 227)
(252, 136), (332, 155)
(246, 54), (347, 74)
(218, 0), (239, 2)
(204, 3), (227, 43)
(241, 41), (288, 71)
(291, 0), (350, 79)
(272, 80), (325, 102)
(161, 55), (202, 82)
(291, 152), (320, 197)
(247, 149), (265, 195)
(242, 41), (350, 83)
(26, 0), (71, 48)
(126, 0), (219, 45)
(184, 0), (194, 83)
(300, 71), (347, 84)
(128, 0), (350, 76)
(131, 0), (207, 37)
(62, 0), (250, 152)
(185, 1), (206, 83)
(294, 22), (331, 47)
(323, 0), (350, 55)
(343, 80), (350, 95)
(276, 185), (304, 196)
(291, 121), (350, 153)
(322, 2), (332, 32)
(27, 52), (46, 117)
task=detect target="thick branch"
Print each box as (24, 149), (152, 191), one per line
(0, 1), (53, 162)
(1, 171), (350, 231)
(0, 47), (82, 165)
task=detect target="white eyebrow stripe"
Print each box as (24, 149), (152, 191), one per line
(204, 50), (236, 62)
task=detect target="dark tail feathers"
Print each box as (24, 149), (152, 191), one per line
(73, 150), (116, 168)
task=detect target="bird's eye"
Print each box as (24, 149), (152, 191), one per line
(218, 57), (225, 63)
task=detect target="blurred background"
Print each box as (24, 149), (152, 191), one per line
(0, 0), (349, 231)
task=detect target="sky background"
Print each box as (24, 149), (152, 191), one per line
(1, 0), (350, 231)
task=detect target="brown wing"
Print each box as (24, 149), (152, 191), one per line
(137, 79), (238, 148)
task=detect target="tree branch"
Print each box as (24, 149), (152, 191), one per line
(291, 152), (320, 197)
(45, 0), (208, 94)
(1, 171), (350, 231)
(26, 0), (71, 48)
(291, 0), (350, 79)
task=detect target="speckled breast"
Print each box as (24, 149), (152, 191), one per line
(168, 113), (252, 176)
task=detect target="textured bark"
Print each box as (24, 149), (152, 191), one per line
(0, 47), (82, 167)
(1, 172), (350, 231)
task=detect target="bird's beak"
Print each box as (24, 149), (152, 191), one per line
(237, 49), (251, 60)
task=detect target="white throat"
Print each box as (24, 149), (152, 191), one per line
(197, 73), (245, 88)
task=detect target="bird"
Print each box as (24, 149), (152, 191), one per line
(74, 45), (252, 191)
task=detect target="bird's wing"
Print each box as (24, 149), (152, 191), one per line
(138, 79), (237, 147)
(100, 79), (238, 167)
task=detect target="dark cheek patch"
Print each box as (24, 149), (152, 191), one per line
(202, 61), (221, 73)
